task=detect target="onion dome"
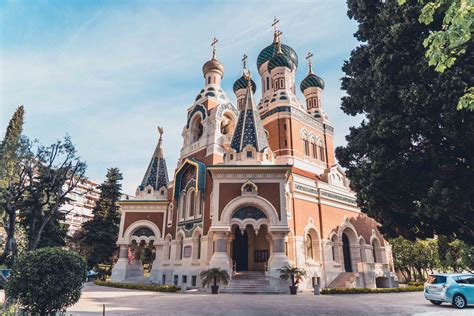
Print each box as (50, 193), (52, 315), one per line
(233, 74), (256, 93)
(202, 58), (224, 76)
(257, 42), (298, 70)
(268, 52), (293, 73)
(300, 73), (325, 92)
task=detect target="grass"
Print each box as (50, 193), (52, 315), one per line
(321, 286), (424, 294)
(94, 280), (179, 292)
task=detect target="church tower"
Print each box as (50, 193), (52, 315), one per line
(301, 52), (329, 123)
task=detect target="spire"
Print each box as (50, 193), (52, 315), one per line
(139, 126), (169, 191)
(230, 71), (269, 153)
(306, 51), (314, 74)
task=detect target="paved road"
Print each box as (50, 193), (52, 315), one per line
(65, 284), (473, 316)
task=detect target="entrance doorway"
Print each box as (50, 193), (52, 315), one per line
(232, 227), (248, 271)
(342, 233), (352, 272)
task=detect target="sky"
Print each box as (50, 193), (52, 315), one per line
(1, 0), (361, 195)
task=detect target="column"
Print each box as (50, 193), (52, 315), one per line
(150, 241), (164, 283)
(209, 231), (231, 272)
(267, 231), (290, 278)
(111, 244), (130, 282)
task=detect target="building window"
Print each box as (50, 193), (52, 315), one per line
(266, 77), (270, 91)
(162, 274), (166, 284)
(197, 235), (201, 259)
(189, 190), (195, 217)
(207, 76), (211, 85)
(173, 275), (178, 285)
(284, 139), (288, 147)
(191, 275), (197, 287)
(247, 151), (253, 158)
(304, 139), (310, 156)
(306, 234), (313, 260)
(279, 79), (285, 89)
(182, 275), (187, 284)
(283, 124), (286, 130)
(312, 143), (318, 159)
(319, 146), (326, 162)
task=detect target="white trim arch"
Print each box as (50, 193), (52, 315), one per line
(220, 195), (280, 226)
(122, 220), (161, 245)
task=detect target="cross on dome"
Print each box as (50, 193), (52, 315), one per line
(306, 52), (314, 74)
(211, 37), (219, 59)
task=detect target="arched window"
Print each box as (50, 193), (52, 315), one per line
(266, 77), (270, 91)
(372, 238), (382, 263)
(306, 234), (313, 260)
(190, 115), (203, 143)
(312, 142), (318, 159)
(189, 190), (195, 217)
(331, 234), (339, 262)
(165, 235), (172, 261)
(319, 145), (326, 162)
(197, 234), (201, 260)
(304, 139), (310, 156)
(207, 76), (211, 85)
(179, 194), (186, 220)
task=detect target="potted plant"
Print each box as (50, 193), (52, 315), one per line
(200, 268), (230, 294)
(279, 265), (307, 295)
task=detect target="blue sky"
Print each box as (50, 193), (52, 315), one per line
(1, 0), (361, 194)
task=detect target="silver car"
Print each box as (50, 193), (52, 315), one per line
(424, 273), (474, 309)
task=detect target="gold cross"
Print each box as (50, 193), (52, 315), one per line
(211, 37), (218, 59)
(242, 54), (248, 70)
(272, 17), (280, 33)
(306, 52), (314, 73)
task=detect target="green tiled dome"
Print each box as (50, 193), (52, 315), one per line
(268, 53), (293, 72)
(257, 42), (298, 70)
(300, 73), (325, 92)
(233, 75), (256, 93)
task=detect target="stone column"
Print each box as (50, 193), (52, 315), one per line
(128, 244), (144, 278)
(111, 244), (130, 282)
(150, 241), (164, 283)
(209, 231), (231, 272)
(267, 231), (290, 277)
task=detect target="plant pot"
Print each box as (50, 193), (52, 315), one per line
(289, 285), (298, 295)
(211, 285), (219, 294)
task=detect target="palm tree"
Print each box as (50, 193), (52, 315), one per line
(279, 265), (307, 294)
(200, 268), (230, 294)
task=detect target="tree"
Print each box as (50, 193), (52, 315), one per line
(337, 0), (474, 243)
(18, 137), (87, 251)
(0, 106), (30, 265)
(5, 247), (86, 315)
(399, 0), (474, 110)
(82, 168), (122, 268)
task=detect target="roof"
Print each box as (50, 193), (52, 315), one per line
(230, 80), (269, 153)
(138, 131), (169, 191)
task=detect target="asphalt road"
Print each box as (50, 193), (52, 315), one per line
(64, 283), (473, 316)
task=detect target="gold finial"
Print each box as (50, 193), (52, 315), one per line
(157, 126), (164, 140)
(211, 37), (219, 59)
(306, 52), (314, 74)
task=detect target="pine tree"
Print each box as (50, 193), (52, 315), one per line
(82, 168), (123, 268)
(336, 1), (474, 243)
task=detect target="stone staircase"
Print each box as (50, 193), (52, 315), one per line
(328, 272), (359, 288)
(221, 271), (283, 294)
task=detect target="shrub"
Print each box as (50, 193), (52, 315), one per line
(321, 286), (423, 294)
(94, 280), (179, 292)
(6, 247), (87, 314)
(407, 281), (425, 286)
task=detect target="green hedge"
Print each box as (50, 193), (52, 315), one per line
(407, 281), (425, 286)
(321, 286), (423, 294)
(94, 281), (179, 292)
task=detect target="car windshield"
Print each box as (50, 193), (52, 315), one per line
(427, 275), (447, 284)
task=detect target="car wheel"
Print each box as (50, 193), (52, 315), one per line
(452, 294), (466, 309)
(430, 300), (442, 305)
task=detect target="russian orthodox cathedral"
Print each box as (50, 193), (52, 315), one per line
(111, 21), (398, 292)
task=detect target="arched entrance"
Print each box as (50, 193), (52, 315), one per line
(232, 227), (248, 271)
(342, 233), (352, 272)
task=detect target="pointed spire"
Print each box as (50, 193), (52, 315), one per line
(230, 71), (269, 153)
(139, 126), (169, 191)
(306, 52), (314, 74)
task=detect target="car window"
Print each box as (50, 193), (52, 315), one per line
(455, 275), (474, 284)
(427, 275), (447, 284)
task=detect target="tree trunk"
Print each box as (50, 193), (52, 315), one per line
(1, 210), (18, 266)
